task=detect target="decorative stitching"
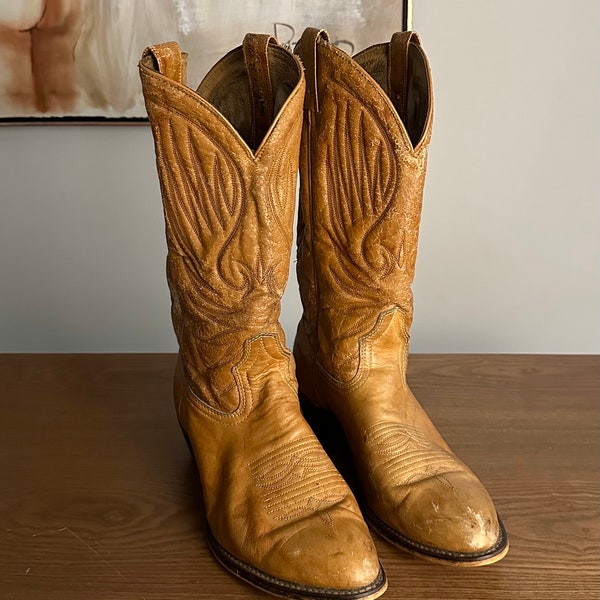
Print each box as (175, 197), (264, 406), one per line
(184, 333), (292, 424)
(319, 43), (432, 154)
(140, 63), (305, 163)
(315, 308), (406, 393)
(250, 436), (347, 523)
(146, 95), (298, 412)
(365, 422), (460, 485)
(316, 76), (414, 381)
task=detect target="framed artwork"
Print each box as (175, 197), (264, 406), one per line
(0, 0), (408, 123)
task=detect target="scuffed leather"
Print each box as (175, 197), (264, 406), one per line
(294, 30), (504, 556)
(139, 36), (382, 590)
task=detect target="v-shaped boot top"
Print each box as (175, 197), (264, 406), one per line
(139, 35), (305, 159)
(296, 27), (433, 152)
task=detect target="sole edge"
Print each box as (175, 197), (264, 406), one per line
(207, 527), (388, 600)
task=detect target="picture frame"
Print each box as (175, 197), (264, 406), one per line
(0, 0), (409, 123)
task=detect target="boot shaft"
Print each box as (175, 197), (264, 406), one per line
(139, 36), (305, 410)
(295, 29), (433, 382)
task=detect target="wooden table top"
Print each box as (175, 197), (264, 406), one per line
(1, 354), (598, 599)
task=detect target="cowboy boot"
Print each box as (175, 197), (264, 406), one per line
(293, 28), (508, 566)
(139, 35), (387, 598)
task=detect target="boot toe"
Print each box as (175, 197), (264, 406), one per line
(381, 470), (503, 556)
(263, 509), (384, 592)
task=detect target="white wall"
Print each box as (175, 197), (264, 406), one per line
(411, 0), (600, 352)
(1, 0), (598, 353)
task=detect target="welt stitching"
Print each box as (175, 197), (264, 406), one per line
(210, 532), (385, 594)
(366, 506), (506, 558)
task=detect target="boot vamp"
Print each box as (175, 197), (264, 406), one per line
(314, 364), (501, 555)
(179, 337), (381, 589)
(356, 413), (501, 554)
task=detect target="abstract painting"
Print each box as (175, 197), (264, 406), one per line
(0, 0), (405, 122)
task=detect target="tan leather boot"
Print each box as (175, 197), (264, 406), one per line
(293, 28), (508, 566)
(139, 35), (387, 598)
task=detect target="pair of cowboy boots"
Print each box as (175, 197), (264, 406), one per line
(139, 27), (508, 599)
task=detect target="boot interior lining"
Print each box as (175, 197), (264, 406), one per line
(353, 43), (389, 93)
(196, 46), (302, 151)
(354, 41), (430, 147)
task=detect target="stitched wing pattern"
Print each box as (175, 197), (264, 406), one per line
(318, 80), (419, 379)
(150, 110), (297, 409)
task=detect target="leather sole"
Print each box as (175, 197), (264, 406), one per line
(178, 422), (388, 599)
(299, 395), (509, 567)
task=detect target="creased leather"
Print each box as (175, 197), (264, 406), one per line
(294, 30), (507, 559)
(139, 36), (384, 592)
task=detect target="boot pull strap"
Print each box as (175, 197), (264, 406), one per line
(243, 33), (278, 149)
(389, 31), (421, 122)
(142, 41), (187, 84)
(294, 27), (330, 112)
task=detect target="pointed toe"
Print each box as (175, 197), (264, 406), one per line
(273, 513), (383, 590)
(209, 510), (387, 599)
(400, 471), (501, 553)
(366, 470), (508, 564)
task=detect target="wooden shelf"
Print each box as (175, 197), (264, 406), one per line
(1, 354), (598, 599)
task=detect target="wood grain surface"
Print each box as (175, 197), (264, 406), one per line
(1, 354), (598, 599)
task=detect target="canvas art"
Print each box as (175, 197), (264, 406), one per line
(0, 0), (405, 121)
